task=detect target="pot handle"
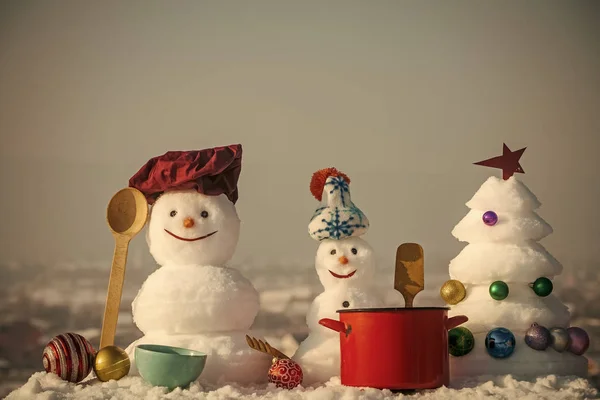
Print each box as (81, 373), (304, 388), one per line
(319, 318), (351, 336)
(446, 315), (468, 330)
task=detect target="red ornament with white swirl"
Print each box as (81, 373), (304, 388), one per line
(42, 332), (96, 383)
(268, 358), (303, 389)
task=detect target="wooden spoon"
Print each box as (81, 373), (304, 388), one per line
(99, 187), (149, 349)
(394, 243), (425, 308)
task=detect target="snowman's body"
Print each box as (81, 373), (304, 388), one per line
(130, 264), (259, 335)
(125, 190), (271, 385)
(293, 236), (387, 385)
(306, 286), (385, 336)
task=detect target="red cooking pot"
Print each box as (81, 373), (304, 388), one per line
(320, 307), (468, 390)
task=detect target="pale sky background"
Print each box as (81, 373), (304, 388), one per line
(0, 1), (599, 280)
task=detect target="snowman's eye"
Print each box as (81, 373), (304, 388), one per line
(200, 210), (209, 218)
(169, 210), (177, 217)
(330, 249), (336, 255)
(351, 248), (358, 255)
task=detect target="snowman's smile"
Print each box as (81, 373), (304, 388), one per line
(329, 270), (357, 279)
(164, 229), (218, 242)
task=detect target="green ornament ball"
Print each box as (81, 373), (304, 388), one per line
(532, 277), (553, 297)
(489, 281), (509, 300)
(449, 327), (475, 357)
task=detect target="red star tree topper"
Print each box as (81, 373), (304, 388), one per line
(473, 143), (526, 180)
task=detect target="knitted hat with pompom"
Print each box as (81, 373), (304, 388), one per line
(308, 167), (369, 241)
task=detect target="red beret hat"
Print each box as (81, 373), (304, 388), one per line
(129, 144), (243, 205)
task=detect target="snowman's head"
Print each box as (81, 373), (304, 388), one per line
(315, 237), (376, 290)
(146, 189), (240, 266)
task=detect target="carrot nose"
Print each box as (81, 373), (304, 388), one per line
(183, 217), (195, 228)
(339, 256), (349, 265)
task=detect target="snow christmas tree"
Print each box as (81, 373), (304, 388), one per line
(441, 144), (590, 379)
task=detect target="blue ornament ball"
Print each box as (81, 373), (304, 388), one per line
(485, 327), (516, 359)
(482, 211), (498, 226)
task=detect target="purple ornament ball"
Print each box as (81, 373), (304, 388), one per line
(524, 323), (551, 351)
(567, 327), (590, 355)
(482, 211), (498, 226)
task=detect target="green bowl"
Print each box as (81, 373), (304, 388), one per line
(135, 344), (207, 390)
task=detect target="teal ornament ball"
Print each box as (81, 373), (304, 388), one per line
(489, 281), (509, 300)
(549, 327), (570, 352)
(449, 327), (475, 357)
(531, 277), (553, 297)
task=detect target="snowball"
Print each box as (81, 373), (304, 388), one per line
(292, 334), (340, 386)
(132, 264), (259, 334)
(450, 331), (588, 379)
(125, 330), (272, 386)
(465, 176), (542, 213)
(451, 209), (552, 243)
(450, 285), (570, 334)
(449, 242), (563, 283)
(147, 190), (240, 267)
(305, 287), (385, 336)
(315, 237), (377, 291)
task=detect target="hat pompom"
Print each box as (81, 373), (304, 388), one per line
(310, 167), (350, 201)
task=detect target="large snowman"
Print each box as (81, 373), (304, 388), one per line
(292, 168), (403, 385)
(124, 145), (271, 385)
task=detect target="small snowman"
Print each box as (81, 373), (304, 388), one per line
(124, 145), (271, 385)
(292, 168), (396, 385)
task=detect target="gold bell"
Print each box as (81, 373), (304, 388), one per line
(440, 279), (467, 305)
(93, 345), (131, 382)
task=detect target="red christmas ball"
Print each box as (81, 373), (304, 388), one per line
(42, 333), (96, 383)
(268, 358), (303, 389)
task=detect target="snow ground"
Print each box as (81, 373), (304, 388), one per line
(2, 259), (600, 398)
(6, 372), (598, 400)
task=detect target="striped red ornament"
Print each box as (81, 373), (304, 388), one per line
(42, 333), (96, 383)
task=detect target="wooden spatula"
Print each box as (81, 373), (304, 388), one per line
(394, 243), (425, 308)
